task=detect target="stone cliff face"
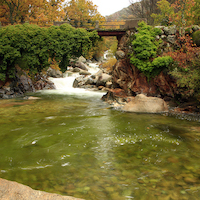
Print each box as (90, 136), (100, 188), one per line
(108, 29), (178, 101)
(112, 57), (177, 99)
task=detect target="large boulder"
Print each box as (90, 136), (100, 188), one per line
(75, 62), (88, 71)
(47, 67), (63, 78)
(115, 50), (125, 60)
(15, 66), (35, 93)
(96, 73), (112, 87)
(122, 94), (168, 113)
(0, 178), (83, 200)
(192, 30), (200, 47)
(34, 79), (56, 90)
(78, 56), (87, 63)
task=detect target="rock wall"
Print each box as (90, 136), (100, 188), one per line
(112, 57), (177, 99)
(106, 25), (200, 101)
(0, 66), (56, 99)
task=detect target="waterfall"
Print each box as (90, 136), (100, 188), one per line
(43, 63), (106, 98)
(49, 74), (78, 90)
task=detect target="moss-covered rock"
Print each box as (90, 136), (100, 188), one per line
(192, 30), (200, 47)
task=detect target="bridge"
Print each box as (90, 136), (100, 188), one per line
(54, 19), (146, 42)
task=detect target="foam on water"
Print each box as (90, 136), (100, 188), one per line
(41, 64), (106, 98)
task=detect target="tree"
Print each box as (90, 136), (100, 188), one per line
(192, 0), (200, 24)
(28, 0), (65, 26)
(64, 0), (104, 28)
(0, 0), (65, 26)
(150, 0), (196, 34)
(171, 0), (196, 29)
(0, 0), (29, 24)
(151, 0), (174, 25)
(129, 0), (160, 25)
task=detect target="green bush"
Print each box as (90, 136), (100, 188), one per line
(130, 22), (173, 79)
(0, 23), (99, 82)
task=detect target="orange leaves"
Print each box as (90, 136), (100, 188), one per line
(0, 0), (65, 26)
(152, 0), (196, 27)
(164, 35), (200, 69)
(64, 0), (105, 28)
(171, 0), (196, 27)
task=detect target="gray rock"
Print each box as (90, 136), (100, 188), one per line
(167, 35), (176, 44)
(0, 89), (5, 95)
(161, 35), (167, 40)
(1, 94), (10, 99)
(75, 62), (88, 71)
(47, 67), (63, 78)
(163, 25), (177, 35)
(106, 81), (112, 88)
(156, 35), (160, 40)
(2, 86), (10, 92)
(15, 67), (35, 93)
(155, 26), (165, 29)
(78, 56), (87, 63)
(96, 73), (112, 87)
(0, 178), (83, 200)
(192, 25), (200, 32)
(73, 76), (85, 88)
(115, 50), (125, 60)
(122, 94), (168, 113)
(72, 67), (81, 72)
(79, 70), (91, 75)
(85, 77), (96, 85)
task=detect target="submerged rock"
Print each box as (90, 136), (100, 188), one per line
(122, 94), (168, 113)
(0, 178), (83, 200)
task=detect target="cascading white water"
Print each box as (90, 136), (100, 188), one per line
(49, 74), (78, 91)
(43, 63), (106, 98)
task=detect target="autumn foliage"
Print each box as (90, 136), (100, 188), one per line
(151, 0), (196, 28)
(64, 0), (104, 28)
(0, 0), (65, 26)
(165, 35), (200, 69)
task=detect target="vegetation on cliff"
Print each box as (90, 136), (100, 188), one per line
(130, 22), (173, 80)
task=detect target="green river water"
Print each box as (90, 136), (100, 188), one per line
(0, 89), (200, 200)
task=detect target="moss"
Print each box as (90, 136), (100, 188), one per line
(192, 30), (200, 47)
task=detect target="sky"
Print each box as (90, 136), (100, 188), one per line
(91, 0), (131, 16)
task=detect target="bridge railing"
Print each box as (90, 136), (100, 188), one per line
(54, 18), (147, 30)
(53, 20), (125, 29)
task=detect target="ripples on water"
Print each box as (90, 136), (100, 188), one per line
(0, 91), (200, 200)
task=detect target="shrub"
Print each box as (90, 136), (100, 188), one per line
(0, 23), (100, 82)
(165, 35), (200, 98)
(130, 22), (173, 79)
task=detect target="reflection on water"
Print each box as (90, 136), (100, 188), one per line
(0, 93), (200, 200)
